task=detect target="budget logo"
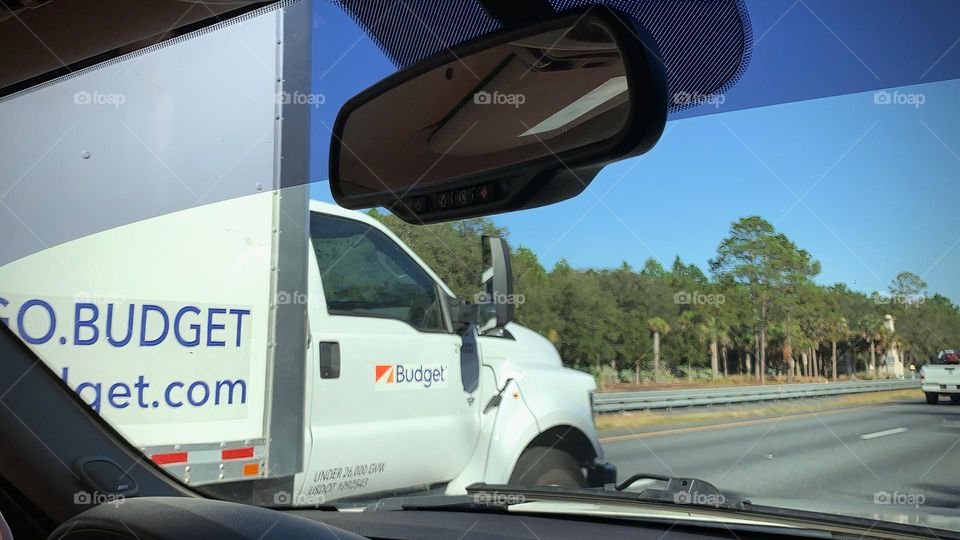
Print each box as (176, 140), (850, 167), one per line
(375, 364), (396, 384)
(375, 364), (447, 390)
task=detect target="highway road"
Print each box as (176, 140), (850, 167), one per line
(601, 396), (960, 509)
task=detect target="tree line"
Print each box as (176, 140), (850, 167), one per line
(372, 210), (960, 385)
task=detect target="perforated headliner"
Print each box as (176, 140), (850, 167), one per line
(331, 0), (752, 114)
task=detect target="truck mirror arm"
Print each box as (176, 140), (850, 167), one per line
(449, 298), (482, 329)
(449, 298), (507, 335)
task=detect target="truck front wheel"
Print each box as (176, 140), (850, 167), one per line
(509, 447), (587, 488)
(925, 392), (939, 404)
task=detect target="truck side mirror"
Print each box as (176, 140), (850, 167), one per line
(479, 236), (514, 332)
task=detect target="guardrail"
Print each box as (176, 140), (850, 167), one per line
(594, 380), (920, 413)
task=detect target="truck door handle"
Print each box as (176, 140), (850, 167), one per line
(319, 342), (340, 379)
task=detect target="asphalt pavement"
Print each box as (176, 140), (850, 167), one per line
(601, 396), (960, 509)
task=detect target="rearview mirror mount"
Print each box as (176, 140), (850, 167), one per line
(329, 5), (667, 223)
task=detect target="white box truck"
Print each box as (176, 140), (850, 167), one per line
(0, 1), (611, 505)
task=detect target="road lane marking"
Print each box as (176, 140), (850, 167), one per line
(859, 427), (907, 440)
(599, 404), (887, 444)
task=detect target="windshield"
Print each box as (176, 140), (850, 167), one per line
(1, 0), (959, 536)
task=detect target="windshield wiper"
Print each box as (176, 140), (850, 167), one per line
(365, 480), (960, 539)
(613, 473), (750, 510)
(364, 494), (513, 512)
(457, 474), (749, 511)
(367, 473), (749, 512)
(377, 475), (733, 513)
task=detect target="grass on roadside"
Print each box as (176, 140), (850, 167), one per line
(594, 388), (923, 432)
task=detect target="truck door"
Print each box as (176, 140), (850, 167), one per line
(302, 211), (481, 502)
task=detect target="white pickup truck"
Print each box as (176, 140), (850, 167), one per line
(0, 2), (611, 506)
(921, 350), (960, 404)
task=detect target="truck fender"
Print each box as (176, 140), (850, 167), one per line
(508, 365), (602, 464)
(466, 374), (600, 487)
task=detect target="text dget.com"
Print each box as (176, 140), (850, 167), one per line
(60, 368), (247, 412)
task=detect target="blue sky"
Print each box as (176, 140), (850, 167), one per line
(492, 83), (960, 303)
(309, 1), (960, 303)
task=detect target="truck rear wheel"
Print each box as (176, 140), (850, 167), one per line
(509, 447), (587, 488)
(925, 392), (939, 404)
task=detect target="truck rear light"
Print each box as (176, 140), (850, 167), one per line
(151, 452), (188, 465)
(222, 447), (255, 460)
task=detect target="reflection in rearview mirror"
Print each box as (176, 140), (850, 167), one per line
(329, 6), (667, 224)
(338, 24), (626, 193)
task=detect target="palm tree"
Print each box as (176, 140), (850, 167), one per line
(781, 317), (797, 383)
(899, 336), (915, 375)
(646, 317), (670, 382)
(857, 314), (882, 378)
(827, 316), (849, 381)
(676, 311), (698, 381)
(795, 333), (815, 379)
(808, 316), (829, 379)
(740, 333), (757, 381)
(720, 331), (733, 378)
(699, 316), (724, 381)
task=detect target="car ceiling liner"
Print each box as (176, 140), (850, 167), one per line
(331, 0), (752, 116)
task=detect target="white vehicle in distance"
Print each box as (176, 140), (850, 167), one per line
(921, 349), (960, 404)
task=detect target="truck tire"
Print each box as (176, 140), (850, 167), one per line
(925, 392), (939, 404)
(509, 447), (586, 488)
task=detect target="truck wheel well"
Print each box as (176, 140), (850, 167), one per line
(522, 425), (597, 466)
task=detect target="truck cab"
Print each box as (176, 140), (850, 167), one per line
(298, 201), (606, 502)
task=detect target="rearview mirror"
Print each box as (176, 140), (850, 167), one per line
(479, 236), (514, 332)
(329, 5), (667, 223)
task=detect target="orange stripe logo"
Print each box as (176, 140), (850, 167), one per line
(375, 364), (394, 384)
